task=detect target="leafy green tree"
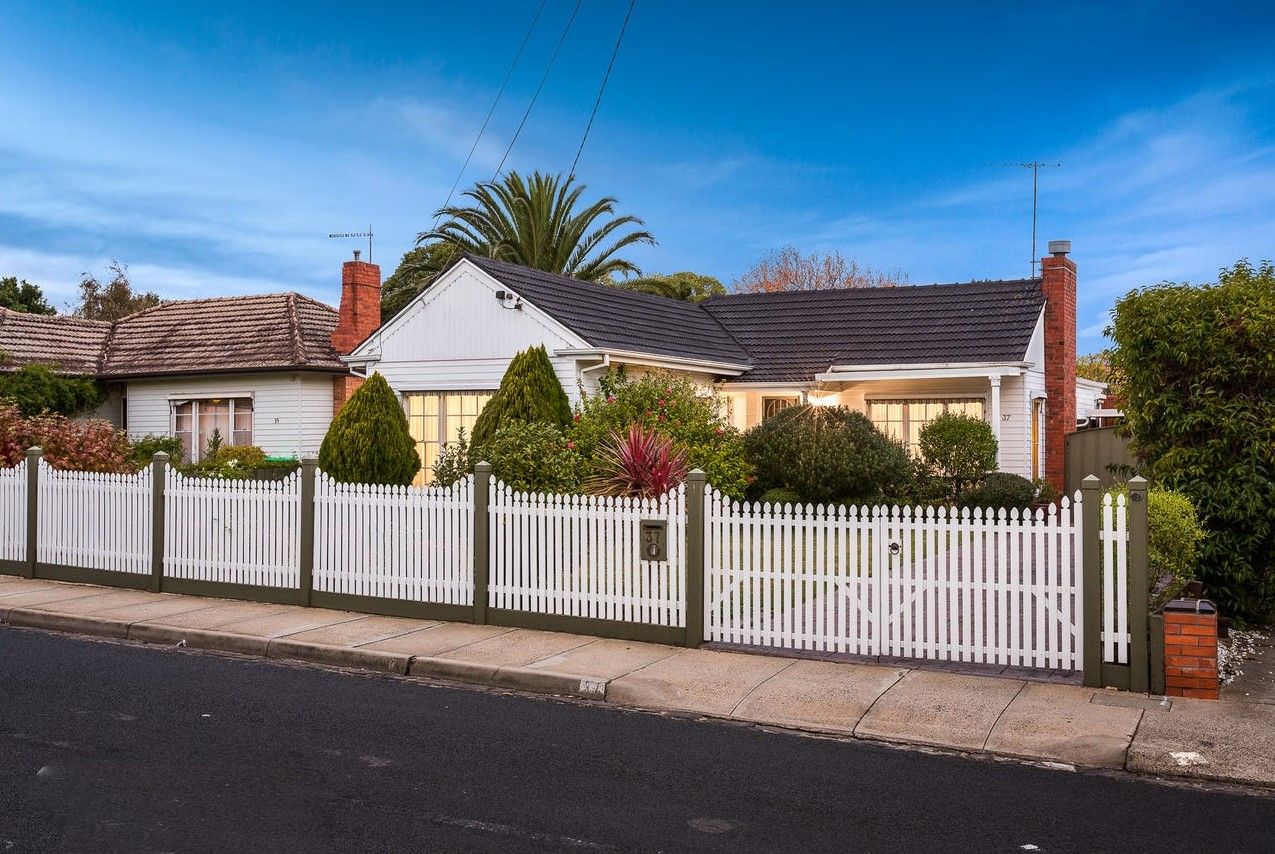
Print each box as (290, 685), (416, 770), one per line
(0, 364), (104, 416)
(919, 412), (999, 500)
(380, 242), (458, 321)
(419, 171), (654, 282)
(469, 345), (572, 451)
(318, 373), (421, 485)
(1109, 258), (1275, 618)
(0, 276), (55, 314)
(615, 271), (725, 302)
(72, 261), (160, 321)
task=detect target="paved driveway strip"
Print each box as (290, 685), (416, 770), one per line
(2, 576), (1272, 790)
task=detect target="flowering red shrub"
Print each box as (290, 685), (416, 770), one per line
(0, 402), (133, 472)
(584, 423), (689, 498)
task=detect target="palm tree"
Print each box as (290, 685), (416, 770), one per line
(418, 171), (655, 282)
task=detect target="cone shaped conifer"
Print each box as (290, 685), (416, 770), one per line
(469, 345), (572, 449)
(318, 373), (421, 485)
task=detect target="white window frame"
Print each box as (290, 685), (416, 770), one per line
(865, 395), (989, 454)
(403, 390), (496, 485)
(168, 395), (256, 462)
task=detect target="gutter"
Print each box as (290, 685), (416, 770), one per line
(554, 347), (752, 376)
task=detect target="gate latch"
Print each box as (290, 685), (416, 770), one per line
(639, 520), (668, 562)
(888, 541), (901, 556)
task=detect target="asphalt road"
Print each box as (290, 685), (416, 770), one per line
(0, 629), (1270, 853)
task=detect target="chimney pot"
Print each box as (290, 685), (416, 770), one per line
(353, 249), (361, 261)
(1048, 240), (1071, 257)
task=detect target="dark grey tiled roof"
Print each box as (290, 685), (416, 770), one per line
(701, 280), (1046, 382)
(463, 255), (751, 366)
(465, 255), (1044, 383)
(0, 294), (344, 378)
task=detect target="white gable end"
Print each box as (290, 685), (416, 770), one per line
(350, 259), (589, 398)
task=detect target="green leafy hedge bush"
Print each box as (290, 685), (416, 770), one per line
(918, 412), (998, 500)
(1109, 258), (1275, 618)
(481, 421), (581, 493)
(318, 373), (421, 485)
(742, 405), (912, 505)
(959, 472), (1036, 511)
(0, 363), (104, 417)
(1147, 488), (1206, 610)
(571, 371), (749, 499)
(130, 434), (183, 468)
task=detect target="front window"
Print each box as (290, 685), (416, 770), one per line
(405, 391), (495, 485)
(170, 397), (254, 462)
(867, 397), (985, 454)
(762, 396), (799, 420)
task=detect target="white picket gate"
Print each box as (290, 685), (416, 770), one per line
(314, 473), (474, 605)
(0, 459), (26, 564)
(488, 482), (686, 627)
(164, 469), (300, 587)
(705, 489), (1114, 672)
(36, 461), (151, 574)
(1101, 492), (1131, 664)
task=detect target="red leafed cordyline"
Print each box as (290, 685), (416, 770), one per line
(584, 423), (688, 498)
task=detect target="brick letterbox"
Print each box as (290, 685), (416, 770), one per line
(1162, 599), (1219, 700)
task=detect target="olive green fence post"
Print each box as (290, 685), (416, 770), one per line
(684, 469), (706, 648)
(473, 462), (492, 625)
(24, 447), (40, 579)
(298, 458), (317, 607)
(1081, 475), (1102, 687)
(1127, 475), (1150, 693)
(150, 452), (168, 593)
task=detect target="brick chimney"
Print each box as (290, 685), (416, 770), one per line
(1041, 240), (1076, 493)
(331, 250), (382, 415)
(331, 250), (381, 355)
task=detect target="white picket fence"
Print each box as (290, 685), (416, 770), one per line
(488, 482), (686, 627)
(36, 461), (151, 574)
(705, 489), (1107, 671)
(164, 468), (300, 588)
(0, 459), (25, 564)
(1101, 492), (1131, 664)
(314, 473), (474, 605)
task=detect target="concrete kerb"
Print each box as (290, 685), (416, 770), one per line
(4, 609), (131, 639)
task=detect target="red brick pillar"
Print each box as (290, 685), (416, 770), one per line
(1163, 599), (1219, 700)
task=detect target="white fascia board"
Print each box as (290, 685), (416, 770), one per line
(815, 362), (1028, 382)
(717, 381), (809, 390)
(554, 347), (751, 376)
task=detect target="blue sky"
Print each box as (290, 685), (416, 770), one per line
(2, 1), (1273, 353)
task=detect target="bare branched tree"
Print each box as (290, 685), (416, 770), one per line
(733, 247), (907, 293)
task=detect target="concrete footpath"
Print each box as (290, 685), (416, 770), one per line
(2, 575), (1271, 791)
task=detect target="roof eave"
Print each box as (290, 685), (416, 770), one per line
(554, 347), (752, 376)
(816, 361), (1030, 383)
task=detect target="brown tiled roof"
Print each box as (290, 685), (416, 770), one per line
(0, 308), (112, 374)
(0, 294), (344, 378)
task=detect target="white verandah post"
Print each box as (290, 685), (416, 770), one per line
(988, 375), (1003, 470)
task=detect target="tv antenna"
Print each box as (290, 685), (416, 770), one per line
(998, 162), (1060, 277)
(328, 226), (373, 262)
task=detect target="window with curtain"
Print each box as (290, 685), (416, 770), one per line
(170, 397), (255, 462)
(405, 391), (495, 485)
(867, 397), (985, 454)
(762, 396), (800, 421)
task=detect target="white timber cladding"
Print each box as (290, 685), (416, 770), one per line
(350, 261), (586, 401)
(123, 372), (334, 459)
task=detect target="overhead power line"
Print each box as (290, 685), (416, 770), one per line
(493, 0), (584, 180)
(436, 0), (547, 223)
(569, 0), (637, 179)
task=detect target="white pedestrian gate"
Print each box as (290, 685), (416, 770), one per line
(704, 488), (1112, 671)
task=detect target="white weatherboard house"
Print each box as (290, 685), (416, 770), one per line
(346, 242), (1103, 489)
(0, 255), (382, 462)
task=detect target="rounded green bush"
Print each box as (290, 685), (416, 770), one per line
(318, 373), (421, 485)
(481, 421), (581, 493)
(758, 487), (803, 507)
(959, 472), (1036, 511)
(918, 412), (998, 500)
(742, 405), (913, 505)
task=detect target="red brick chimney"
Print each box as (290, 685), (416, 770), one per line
(331, 250), (382, 415)
(1041, 240), (1077, 493)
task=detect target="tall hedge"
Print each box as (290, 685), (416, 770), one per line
(743, 405), (913, 505)
(469, 345), (571, 450)
(318, 373), (421, 485)
(1109, 259), (1275, 619)
(0, 363), (104, 416)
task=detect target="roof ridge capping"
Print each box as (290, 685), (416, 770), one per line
(702, 277), (1042, 304)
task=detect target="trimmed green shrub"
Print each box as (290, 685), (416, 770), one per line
(469, 345), (572, 449)
(743, 405), (913, 505)
(959, 472), (1036, 511)
(0, 363), (104, 417)
(1148, 488), (1206, 609)
(918, 412), (998, 500)
(431, 428), (471, 488)
(1109, 258), (1275, 618)
(758, 487), (803, 507)
(131, 434), (183, 468)
(482, 421), (581, 493)
(571, 371), (750, 499)
(318, 373), (421, 485)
